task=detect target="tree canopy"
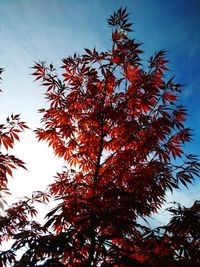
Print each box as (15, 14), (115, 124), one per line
(0, 7), (199, 267)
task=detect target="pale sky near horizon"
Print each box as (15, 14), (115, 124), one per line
(0, 0), (200, 225)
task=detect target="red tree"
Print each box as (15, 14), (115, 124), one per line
(0, 68), (27, 206)
(0, 8), (199, 266)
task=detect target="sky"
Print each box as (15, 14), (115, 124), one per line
(0, 0), (200, 224)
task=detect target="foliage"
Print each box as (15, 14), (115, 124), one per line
(0, 7), (199, 267)
(0, 68), (27, 208)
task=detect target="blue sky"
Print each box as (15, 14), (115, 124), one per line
(0, 0), (200, 216)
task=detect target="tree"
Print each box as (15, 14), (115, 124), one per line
(0, 68), (27, 208)
(0, 7), (199, 266)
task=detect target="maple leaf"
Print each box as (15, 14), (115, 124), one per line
(1, 7), (199, 267)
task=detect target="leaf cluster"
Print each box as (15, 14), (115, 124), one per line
(0, 7), (199, 267)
